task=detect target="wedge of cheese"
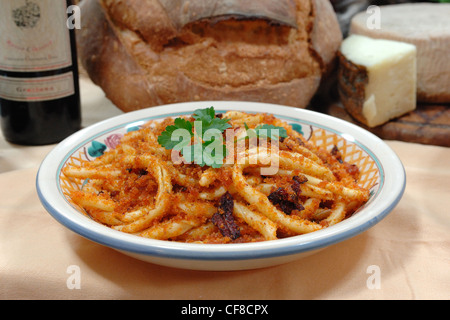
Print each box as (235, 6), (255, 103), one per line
(350, 3), (450, 103)
(337, 34), (417, 128)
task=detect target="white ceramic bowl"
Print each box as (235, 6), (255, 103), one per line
(36, 101), (405, 271)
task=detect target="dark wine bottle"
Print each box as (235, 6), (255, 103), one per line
(0, 0), (81, 145)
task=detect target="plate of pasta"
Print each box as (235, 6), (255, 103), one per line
(36, 101), (405, 270)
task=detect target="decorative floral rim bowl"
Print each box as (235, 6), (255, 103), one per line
(36, 101), (405, 271)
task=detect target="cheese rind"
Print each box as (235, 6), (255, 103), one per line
(338, 34), (417, 127)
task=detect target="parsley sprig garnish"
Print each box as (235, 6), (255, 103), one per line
(157, 107), (288, 168)
(158, 107), (231, 168)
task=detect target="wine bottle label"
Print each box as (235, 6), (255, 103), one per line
(0, 72), (75, 102)
(0, 0), (72, 72)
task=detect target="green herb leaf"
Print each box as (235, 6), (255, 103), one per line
(193, 107), (216, 124)
(205, 117), (232, 133)
(157, 118), (193, 150)
(193, 107), (232, 135)
(157, 107), (231, 168)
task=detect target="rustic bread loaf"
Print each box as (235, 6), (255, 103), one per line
(77, 0), (342, 112)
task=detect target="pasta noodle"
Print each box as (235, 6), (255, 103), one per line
(62, 110), (370, 243)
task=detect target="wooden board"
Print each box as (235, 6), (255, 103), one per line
(324, 102), (450, 148)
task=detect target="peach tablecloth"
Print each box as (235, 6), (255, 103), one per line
(1, 78), (449, 300)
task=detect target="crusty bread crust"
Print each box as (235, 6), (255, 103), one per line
(78, 0), (342, 112)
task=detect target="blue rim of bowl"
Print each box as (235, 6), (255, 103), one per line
(36, 102), (406, 261)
